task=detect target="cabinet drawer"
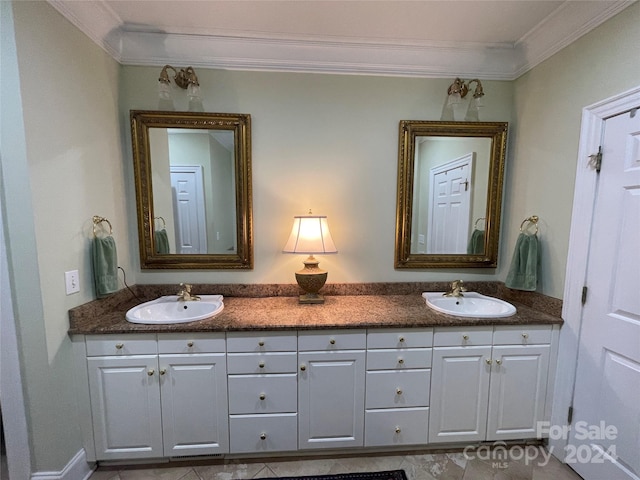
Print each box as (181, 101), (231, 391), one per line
(367, 329), (433, 349)
(229, 413), (298, 453)
(86, 334), (157, 356)
(227, 352), (297, 374)
(493, 325), (553, 345)
(228, 374), (297, 414)
(298, 330), (366, 351)
(157, 333), (225, 354)
(366, 349), (432, 370)
(433, 327), (493, 347)
(227, 332), (297, 352)
(365, 370), (431, 409)
(365, 407), (429, 447)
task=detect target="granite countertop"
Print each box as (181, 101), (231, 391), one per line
(68, 286), (563, 335)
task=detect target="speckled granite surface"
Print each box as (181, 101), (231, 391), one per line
(68, 282), (562, 335)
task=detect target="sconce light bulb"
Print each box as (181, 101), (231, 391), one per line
(157, 80), (175, 111)
(187, 83), (204, 112)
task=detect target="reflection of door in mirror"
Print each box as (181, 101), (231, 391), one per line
(411, 137), (490, 255)
(150, 128), (237, 255)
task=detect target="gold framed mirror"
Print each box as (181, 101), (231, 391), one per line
(130, 110), (253, 269)
(395, 121), (508, 268)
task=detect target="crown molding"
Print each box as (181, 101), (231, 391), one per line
(513, 0), (635, 78)
(47, 0), (635, 80)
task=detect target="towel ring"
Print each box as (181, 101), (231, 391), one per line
(474, 217), (486, 229)
(92, 215), (113, 237)
(154, 216), (166, 228)
(520, 215), (539, 235)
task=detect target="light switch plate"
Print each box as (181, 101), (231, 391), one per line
(65, 270), (80, 295)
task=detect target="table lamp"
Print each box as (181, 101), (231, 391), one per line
(283, 211), (337, 304)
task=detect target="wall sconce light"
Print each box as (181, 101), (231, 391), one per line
(283, 211), (338, 304)
(157, 65), (203, 112)
(442, 77), (485, 121)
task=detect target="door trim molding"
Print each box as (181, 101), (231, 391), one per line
(552, 85), (640, 456)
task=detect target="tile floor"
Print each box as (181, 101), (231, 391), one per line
(89, 447), (584, 480)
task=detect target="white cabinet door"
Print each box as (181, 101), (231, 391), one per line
(298, 350), (365, 449)
(429, 346), (492, 443)
(88, 356), (163, 460)
(487, 345), (550, 441)
(159, 353), (229, 456)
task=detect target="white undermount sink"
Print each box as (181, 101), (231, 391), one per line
(422, 292), (516, 318)
(125, 295), (224, 324)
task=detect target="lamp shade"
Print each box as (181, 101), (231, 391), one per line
(283, 215), (337, 254)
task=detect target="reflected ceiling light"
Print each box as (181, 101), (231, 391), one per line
(442, 78), (485, 121)
(157, 65), (203, 112)
(283, 211), (338, 304)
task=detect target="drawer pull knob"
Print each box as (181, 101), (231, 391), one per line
(496, 359), (502, 365)
(259, 393), (266, 400)
(300, 364), (306, 371)
(258, 341), (265, 347)
(147, 369), (155, 376)
(398, 358), (404, 365)
(396, 388), (403, 395)
(486, 358), (492, 365)
(398, 336), (405, 343)
(259, 361), (265, 368)
(115, 343), (124, 349)
(395, 426), (401, 434)
(463, 335), (469, 341)
(187, 341), (194, 347)
(329, 338), (336, 345)
(522, 333), (529, 339)
(260, 433), (267, 440)
(159, 368), (167, 375)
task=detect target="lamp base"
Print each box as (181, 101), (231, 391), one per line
(294, 255), (328, 304)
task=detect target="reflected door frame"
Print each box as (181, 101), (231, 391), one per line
(427, 153), (473, 254)
(170, 165), (208, 254)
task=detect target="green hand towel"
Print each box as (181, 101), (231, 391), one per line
(505, 233), (539, 291)
(92, 236), (118, 298)
(155, 229), (170, 254)
(467, 228), (485, 254)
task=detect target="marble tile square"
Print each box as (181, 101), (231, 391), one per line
(329, 455), (406, 475)
(402, 453), (464, 480)
(118, 466), (194, 480)
(265, 458), (338, 477)
(194, 461), (268, 480)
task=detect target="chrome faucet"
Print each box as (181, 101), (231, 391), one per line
(176, 283), (200, 301)
(444, 280), (467, 298)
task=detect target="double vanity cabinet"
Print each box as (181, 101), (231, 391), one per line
(73, 323), (559, 463)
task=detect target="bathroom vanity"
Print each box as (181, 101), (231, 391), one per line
(69, 291), (561, 463)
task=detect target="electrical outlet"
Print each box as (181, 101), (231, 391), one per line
(65, 270), (80, 295)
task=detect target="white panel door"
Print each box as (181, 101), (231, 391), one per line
(487, 345), (550, 441)
(298, 351), (365, 449)
(428, 154), (472, 253)
(170, 165), (207, 254)
(159, 353), (229, 456)
(429, 346), (491, 443)
(568, 110), (640, 480)
(88, 356), (163, 460)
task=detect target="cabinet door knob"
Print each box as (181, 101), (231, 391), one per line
(463, 335), (469, 341)
(187, 341), (194, 348)
(396, 387), (403, 395)
(115, 343), (124, 350)
(159, 368), (167, 375)
(398, 358), (404, 365)
(259, 393), (266, 400)
(398, 336), (405, 343)
(260, 433), (267, 440)
(259, 361), (265, 368)
(258, 340), (265, 347)
(485, 358), (492, 365)
(329, 338), (336, 345)
(147, 369), (155, 376)
(300, 364), (306, 371)
(496, 359), (502, 365)
(522, 333), (529, 339)
(395, 426), (401, 433)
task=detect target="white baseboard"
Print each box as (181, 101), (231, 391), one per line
(31, 449), (95, 480)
